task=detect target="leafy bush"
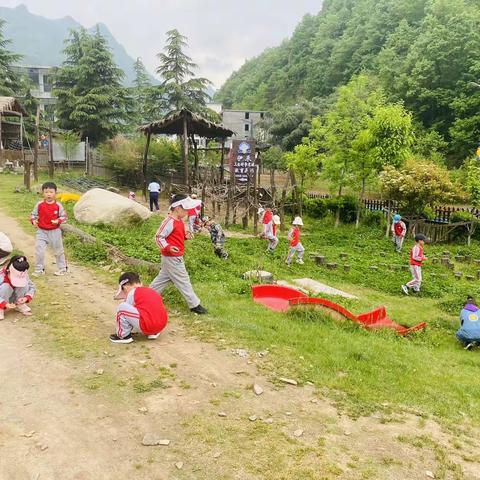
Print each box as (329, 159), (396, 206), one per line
(325, 196), (359, 223)
(362, 210), (385, 227)
(304, 197), (329, 218)
(450, 211), (476, 223)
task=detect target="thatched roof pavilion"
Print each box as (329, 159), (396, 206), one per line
(139, 109), (234, 194)
(0, 97), (26, 154)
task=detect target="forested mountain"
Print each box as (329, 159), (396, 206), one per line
(216, 0), (480, 159)
(0, 4), (152, 85)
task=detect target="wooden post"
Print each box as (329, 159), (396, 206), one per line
(142, 131), (151, 201)
(48, 124), (54, 178)
(191, 134), (199, 184)
(220, 140), (225, 183)
(0, 113), (2, 155)
(253, 165), (259, 235)
(23, 152), (31, 191)
(33, 105), (40, 181)
(385, 199), (391, 238)
(182, 114), (190, 191)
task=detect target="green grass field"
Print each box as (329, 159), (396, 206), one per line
(1, 172), (479, 427)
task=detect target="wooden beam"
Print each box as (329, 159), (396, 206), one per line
(183, 114), (190, 190)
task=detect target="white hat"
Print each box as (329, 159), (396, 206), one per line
(273, 215), (281, 225)
(170, 195), (202, 211)
(0, 232), (13, 265)
(257, 207), (265, 215)
(190, 193), (198, 199)
(292, 217), (303, 226)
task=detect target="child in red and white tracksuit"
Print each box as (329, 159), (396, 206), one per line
(286, 217), (305, 265)
(259, 207), (279, 252)
(30, 181), (68, 276)
(110, 271), (168, 344)
(402, 234), (427, 294)
(150, 194), (208, 314)
(187, 194), (202, 233)
(391, 214), (407, 252)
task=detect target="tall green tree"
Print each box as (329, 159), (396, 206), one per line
(131, 57), (154, 125)
(54, 28), (129, 145)
(156, 29), (211, 113)
(0, 19), (21, 95)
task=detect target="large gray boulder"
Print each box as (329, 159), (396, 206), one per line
(74, 188), (152, 226)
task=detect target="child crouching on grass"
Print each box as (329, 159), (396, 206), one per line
(110, 272), (168, 344)
(202, 216), (228, 259)
(286, 217), (305, 265)
(0, 255), (35, 320)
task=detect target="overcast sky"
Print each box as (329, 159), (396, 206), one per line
(1, 0), (323, 87)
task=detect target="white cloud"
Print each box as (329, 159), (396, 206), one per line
(2, 0), (322, 87)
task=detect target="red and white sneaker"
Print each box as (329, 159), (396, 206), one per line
(0, 309), (4, 321)
(15, 304), (32, 316)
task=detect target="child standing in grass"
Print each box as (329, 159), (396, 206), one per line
(286, 217), (305, 265)
(401, 234), (427, 295)
(259, 206), (279, 253)
(0, 255), (35, 320)
(150, 194), (208, 315)
(391, 214), (407, 252)
(110, 272), (168, 344)
(31, 182), (68, 277)
(187, 194), (202, 234)
(456, 296), (480, 350)
(202, 216), (228, 259)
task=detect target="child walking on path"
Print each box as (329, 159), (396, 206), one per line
(110, 272), (168, 344)
(31, 182), (68, 276)
(148, 179), (161, 211)
(150, 195), (208, 315)
(456, 296), (480, 350)
(187, 194), (202, 233)
(402, 234), (427, 295)
(286, 217), (305, 265)
(203, 216), (228, 259)
(0, 255), (35, 320)
(391, 214), (407, 252)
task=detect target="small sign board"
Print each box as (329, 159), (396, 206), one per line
(229, 139), (257, 183)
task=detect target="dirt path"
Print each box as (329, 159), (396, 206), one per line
(1, 208), (479, 480)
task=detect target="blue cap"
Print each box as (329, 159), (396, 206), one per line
(393, 214), (401, 222)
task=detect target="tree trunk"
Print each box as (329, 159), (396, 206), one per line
(23, 152), (31, 191)
(33, 105), (40, 182)
(182, 115), (190, 191)
(279, 173), (290, 231)
(191, 134), (199, 185)
(270, 168), (276, 206)
(48, 126), (54, 179)
(142, 132), (151, 201)
(356, 177), (366, 229)
(289, 168), (298, 217)
(385, 199), (392, 238)
(253, 165), (259, 235)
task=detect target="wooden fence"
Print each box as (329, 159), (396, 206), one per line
(307, 193), (480, 223)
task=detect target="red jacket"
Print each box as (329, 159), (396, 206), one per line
(410, 244), (425, 266)
(289, 227), (301, 247)
(132, 287), (168, 335)
(31, 200), (67, 230)
(155, 216), (187, 257)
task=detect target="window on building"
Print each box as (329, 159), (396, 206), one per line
(28, 71), (39, 86)
(244, 124), (250, 132)
(43, 74), (53, 93)
(245, 112), (250, 119)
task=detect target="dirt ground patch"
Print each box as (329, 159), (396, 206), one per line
(1, 208), (479, 479)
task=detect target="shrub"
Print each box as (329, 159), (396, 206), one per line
(362, 210), (386, 227)
(326, 196), (359, 223)
(304, 197), (329, 218)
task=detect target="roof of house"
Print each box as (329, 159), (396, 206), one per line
(140, 109), (235, 138)
(0, 97), (27, 115)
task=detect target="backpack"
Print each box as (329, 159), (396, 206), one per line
(394, 222), (404, 236)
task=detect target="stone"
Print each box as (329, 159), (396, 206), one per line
(454, 272), (462, 279)
(476, 270), (480, 280)
(425, 471), (435, 479)
(74, 188), (152, 226)
(253, 384), (264, 396)
(232, 348), (249, 358)
(21, 430), (36, 438)
(292, 279), (358, 299)
(213, 452), (222, 458)
(344, 430), (352, 436)
(142, 434), (170, 446)
(243, 270), (274, 283)
(339, 253), (348, 259)
(370, 265), (379, 270)
(175, 462), (184, 470)
(218, 412), (227, 417)
(264, 418), (274, 424)
(441, 257), (450, 265)
(314, 255), (326, 266)
(466, 275), (475, 281)
(249, 415), (258, 422)
(138, 407), (148, 414)
(278, 377), (298, 386)
(293, 429), (304, 437)
(95, 369), (104, 375)
(326, 262), (338, 270)
(343, 264), (351, 272)
(455, 255), (464, 262)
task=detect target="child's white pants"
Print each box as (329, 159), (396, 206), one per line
(35, 228), (67, 272)
(150, 256), (201, 309)
(286, 243), (305, 264)
(116, 302), (141, 338)
(406, 265), (422, 291)
(266, 234), (279, 251)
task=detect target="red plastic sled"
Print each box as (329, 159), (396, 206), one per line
(252, 284), (426, 336)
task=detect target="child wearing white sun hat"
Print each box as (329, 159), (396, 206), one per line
(286, 217), (305, 265)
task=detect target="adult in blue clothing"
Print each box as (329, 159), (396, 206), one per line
(456, 297), (480, 350)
